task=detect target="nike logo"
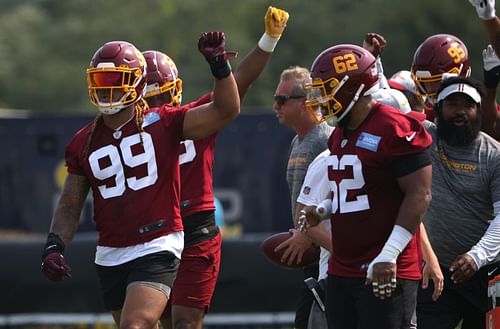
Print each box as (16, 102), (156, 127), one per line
(405, 132), (416, 142)
(488, 268), (498, 276)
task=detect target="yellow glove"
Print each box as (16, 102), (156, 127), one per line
(264, 6), (289, 38)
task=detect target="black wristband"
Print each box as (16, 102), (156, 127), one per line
(209, 60), (232, 80)
(484, 67), (500, 89)
(42, 232), (66, 259)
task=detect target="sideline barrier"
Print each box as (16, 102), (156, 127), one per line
(0, 233), (305, 315)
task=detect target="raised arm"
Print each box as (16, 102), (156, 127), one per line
(183, 32), (240, 139)
(362, 33), (389, 89)
(480, 45), (500, 139)
(469, 0), (500, 56)
(234, 6), (289, 101)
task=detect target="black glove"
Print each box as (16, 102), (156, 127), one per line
(484, 66), (500, 89)
(198, 31), (237, 80)
(41, 232), (71, 281)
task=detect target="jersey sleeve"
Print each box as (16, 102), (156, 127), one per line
(184, 92), (213, 107)
(297, 149), (331, 206)
(157, 105), (189, 141)
(65, 126), (90, 176)
(382, 109), (432, 159)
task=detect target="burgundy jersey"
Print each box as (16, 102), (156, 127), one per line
(65, 105), (188, 247)
(178, 93), (217, 218)
(326, 103), (431, 279)
(424, 103), (435, 123)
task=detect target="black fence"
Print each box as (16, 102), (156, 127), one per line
(0, 111), (302, 328)
(0, 233), (305, 328)
(0, 113), (294, 235)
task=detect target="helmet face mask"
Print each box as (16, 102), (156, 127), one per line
(305, 76), (344, 124)
(305, 44), (379, 126)
(87, 41), (147, 115)
(411, 34), (470, 100)
(143, 51), (183, 107)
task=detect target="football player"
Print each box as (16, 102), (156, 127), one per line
(142, 6), (290, 329)
(468, 0), (500, 140)
(40, 35), (239, 329)
(305, 44), (433, 329)
(410, 34), (471, 122)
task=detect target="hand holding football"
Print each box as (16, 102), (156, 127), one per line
(260, 231), (320, 269)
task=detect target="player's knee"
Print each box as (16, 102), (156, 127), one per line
(120, 315), (160, 329)
(173, 319), (201, 329)
(173, 312), (204, 329)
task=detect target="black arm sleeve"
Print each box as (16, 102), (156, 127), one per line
(391, 148), (431, 177)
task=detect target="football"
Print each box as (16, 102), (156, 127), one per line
(260, 231), (320, 269)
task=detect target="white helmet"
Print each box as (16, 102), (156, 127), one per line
(388, 70), (417, 95)
(372, 88), (412, 114)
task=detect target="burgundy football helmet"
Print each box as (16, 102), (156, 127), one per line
(411, 34), (470, 99)
(305, 44), (379, 126)
(143, 50), (183, 107)
(87, 41), (147, 115)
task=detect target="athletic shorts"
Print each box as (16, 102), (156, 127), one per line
(326, 275), (418, 329)
(169, 232), (222, 311)
(95, 251), (180, 311)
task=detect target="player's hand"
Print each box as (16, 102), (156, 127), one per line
(483, 44), (500, 88)
(41, 251), (72, 281)
(264, 6), (289, 38)
(275, 229), (312, 266)
(422, 256), (444, 301)
(365, 262), (397, 300)
(469, 0), (496, 20)
(363, 32), (386, 58)
(483, 44), (500, 71)
(198, 31), (237, 64)
(449, 253), (478, 283)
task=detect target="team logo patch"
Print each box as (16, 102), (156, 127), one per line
(303, 186), (311, 195)
(355, 132), (381, 152)
(142, 111), (160, 128)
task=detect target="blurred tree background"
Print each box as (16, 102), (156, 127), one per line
(0, 0), (488, 115)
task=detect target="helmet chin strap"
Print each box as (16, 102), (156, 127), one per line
(97, 98), (128, 115)
(98, 105), (125, 115)
(330, 83), (365, 126)
(98, 94), (143, 115)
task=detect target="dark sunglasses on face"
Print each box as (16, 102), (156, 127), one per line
(274, 95), (306, 106)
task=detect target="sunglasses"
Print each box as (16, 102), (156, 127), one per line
(274, 95), (306, 106)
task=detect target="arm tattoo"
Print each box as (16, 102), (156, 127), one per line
(50, 174), (90, 245)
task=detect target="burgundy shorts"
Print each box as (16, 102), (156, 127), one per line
(170, 232), (222, 310)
